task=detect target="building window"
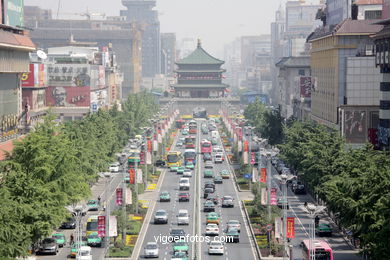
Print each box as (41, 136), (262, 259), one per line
(298, 69), (305, 76)
(365, 10), (382, 20)
(380, 100), (390, 110)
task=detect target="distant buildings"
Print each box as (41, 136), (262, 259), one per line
(161, 33), (177, 77)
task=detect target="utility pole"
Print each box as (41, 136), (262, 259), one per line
(122, 164), (127, 244)
(135, 160), (139, 215)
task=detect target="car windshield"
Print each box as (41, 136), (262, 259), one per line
(43, 238), (55, 244)
(156, 211), (166, 216)
(178, 213), (187, 217)
(146, 244), (157, 249)
(175, 241), (186, 246)
(180, 179), (189, 183)
(229, 220), (239, 224)
(171, 229), (184, 235)
(87, 200), (96, 204)
(88, 234), (99, 239)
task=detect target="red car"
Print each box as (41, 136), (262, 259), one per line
(178, 192), (190, 202)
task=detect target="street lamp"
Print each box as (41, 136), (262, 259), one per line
(274, 173), (296, 260)
(103, 171), (112, 258)
(299, 203), (326, 260)
(72, 205), (84, 253)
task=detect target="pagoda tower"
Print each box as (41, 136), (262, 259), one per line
(172, 40), (228, 98)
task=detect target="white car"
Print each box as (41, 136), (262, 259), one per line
(177, 209), (189, 225)
(208, 240), (224, 255)
(227, 220), (241, 232)
(214, 154), (223, 163)
(212, 146), (222, 153)
(222, 196), (234, 208)
(76, 246), (92, 260)
(205, 223), (219, 236)
(183, 169), (192, 177)
(179, 178), (190, 190)
(109, 162), (120, 172)
(144, 242), (159, 258)
(205, 161), (214, 168)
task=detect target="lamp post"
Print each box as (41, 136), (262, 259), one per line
(274, 173), (295, 260)
(103, 171), (112, 258)
(300, 203), (326, 260)
(72, 205), (84, 254)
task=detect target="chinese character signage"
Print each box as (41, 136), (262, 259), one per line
(116, 188), (123, 206)
(300, 77), (312, 98)
(260, 168), (267, 183)
(98, 216), (106, 237)
(48, 64), (91, 87)
(46, 86), (91, 107)
(287, 217), (295, 238)
(270, 188), (277, 205)
(5, 0), (24, 27)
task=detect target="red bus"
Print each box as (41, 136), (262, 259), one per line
(201, 139), (212, 154)
(185, 136), (196, 149)
(189, 120), (197, 134)
(301, 239), (333, 260)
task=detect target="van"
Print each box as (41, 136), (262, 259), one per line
(211, 131), (219, 139)
(179, 178), (190, 190)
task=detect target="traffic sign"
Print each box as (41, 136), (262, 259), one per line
(244, 173), (252, 179)
(266, 224), (272, 231)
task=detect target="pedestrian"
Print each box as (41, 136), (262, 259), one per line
(304, 202), (308, 208)
(70, 233), (74, 245)
(98, 195), (101, 205)
(315, 216), (320, 227)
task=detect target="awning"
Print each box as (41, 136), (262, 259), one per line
(0, 30), (35, 51)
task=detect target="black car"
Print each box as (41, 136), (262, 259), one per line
(293, 183), (306, 194)
(203, 153), (212, 162)
(170, 229), (186, 241)
(155, 160), (166, 167)
(206, 193), (219, 205)
(204, 181), (215, 189)
(203, 187), (215, 199)
(38, 238), (58, 255)
(60, 217), (76, 229)
(178, 192), (190, 202)
(203, 200), (215, 212)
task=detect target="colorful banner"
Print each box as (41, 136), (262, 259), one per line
(129, 168), (135, 184)
(46, 86), (91, 107)
(287, 217), (295, 238)
(153, 140), (158, 152)
(109, 216), (118, 237)
(238, 140), (242, 152)
(250, 152), (255, 165)
(98, 216), (106, 237)
(126, 187), (132, 205)
(243, 141), (249, 152)
(137, 169), (142, 184)
(260, 168), (267, 183)
(147, 140), (152, 152)
(21, 64), (47, 87)
(261, 188), (267, 205)
(116, 188), (123, 206)
(275, 217), (282, 239)
(243, 151), (248, 165)
(270, 188), (277, 205)
(146, 151), (152, 165)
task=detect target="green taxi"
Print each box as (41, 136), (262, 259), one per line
(87, 232), (102, 247)
(206, 212), (220, 225)
(316, 223), (332, 237)
(185, 162), (195, 169)
(226, 228), (240, 243)
(173, 240), (189, 254)
(52, 233), (66, 247)
(219, 170), (230, 179)
(70, 241), (87, 258)
(204, 169), (214, 178)
(177, 166), (185, 174)
(86, 199), (99, 211)
(159, 191), (171, 202)
(172, 251), (188, 260)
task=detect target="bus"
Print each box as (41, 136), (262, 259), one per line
(184, 149), (197, 165)
(128, 149), (140, 168)
(175, 119), (185, 129)
(86, 215), (99, 236)
(184, 136), (196, 149)
(301, 239), (333, 260)
(166, 151), (183, 167)
(201, 139), (212, 154)
(189, 120), (197, 134)
(193, 107), (207, 119)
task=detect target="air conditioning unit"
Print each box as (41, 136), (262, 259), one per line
(365, 45), (374, 56)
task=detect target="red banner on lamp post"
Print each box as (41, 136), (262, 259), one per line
(243, 141), (249, 152)
(140, 151), (145, 165)
(147, 140), (153, 152)
(287, 217), (295, 238)
(270, 188), (277, 205)
(250, 152), (255, 165)
(116, 188), (123, 206)
(129, 168), (135, 184)
(260, 168), (267, 183)
(98, 216), (106, 237)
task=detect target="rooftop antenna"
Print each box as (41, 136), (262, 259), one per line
(56, 0), (61, 19)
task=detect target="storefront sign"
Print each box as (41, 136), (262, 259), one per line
(21, 64), (47, 87)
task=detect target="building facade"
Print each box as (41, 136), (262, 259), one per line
(161, 33), (176, 77)
(172, 41), (228, 98)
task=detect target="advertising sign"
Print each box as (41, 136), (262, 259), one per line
(5, 0), (23, 27)
(260, 168), (267, 183)
(270, 188), (277, 205)
(147, 140), (152, 152)
(287, 217), (295, 238)
(21, 64), (47, 87)
(116, 188), (123, 206)
(146, 151), (152, 165)
(243, 151), (248, 165)
(140, 151), (145, 165)
(250, 152), (255, 165)
(46, 86), (90, 107)
(98, 216), (106, 237)
(109, 216), (118, 237)
(275, 217), (282, 239)
(300, 77), (312, 98)
(137, 169), (142, 184)
(129, 168), (135, 184)
(126, 187), (132, 205)
(344, 111), (366, 143)
(48, 64), (91, 87)
(243, 141), (249, 152)
(90, 89), (108, 110)
(261, 188), (267, 205)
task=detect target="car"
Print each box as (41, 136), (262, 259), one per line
(176, 141), (183, 147)
(221, 196), (234, 208)
(206, 212), (220, 225)
(212, 146), (222, 153)
(203, 187), (215, 199)
(38, 238), (58, 255)
(86, 199), (99, 211)
(70, 241), (87, 258)
(159, 191), (171, 202)
(202, 128), (209, 134)
(178, 192), (190, 202)
(219, 170), (230, 179)
(60, 217), (76, 229)
(182, 129), (188, 135)
(86, 232), (102, 247)
(177, 166), (185, 174)
(154, 210), (168, 224)
(293, 182), (307, 195)
(173, 240), (189, 254)
(109, 162), (120, 172)
(52, 233), (66, 247)
(155, 160), (166, 167)
(277, 197), (289, 209)
(144, 242), (159, 258)
(183, 169), (192, 177)
(213, 175), (223, 184)
(76, 245), (92, 260)
(204, 169), (214, 178)
(170, 229), (186, 241)
(177, 209), (189, 225)
(226, 228), (240, 243)
(316, 223), (333, 237)
(211, 138), (218, 145)
(204, 180), (215, 189)
(171, 251), (188, 260)
(179, 137), (185, 142)
(226, 220), (241, 232)
(203, 153), (212, 162)
(185, 162), (195, 169)
(170, 166), (179, 172)
(208, 240), (224, 255)
(179, 178), (190, 190)
(205, 223), (219, 236)
(205, 161), (213, 169)
(203, 200), (215, 212)
(214, 154), (223, 163)
(206, 193), (219, 205)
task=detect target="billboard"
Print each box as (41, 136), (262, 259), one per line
(90, 89), (108, 111)
(46, 86), (91, 107)
(21, 64), (47, 88)
(48, 64), (91, 87)
(4, 0), (24, 27)
(344, 111), (367, 143)
(22, 89), (46, 110)
(299, 77), (312, 98)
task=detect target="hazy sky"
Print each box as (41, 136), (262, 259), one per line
(24, 0), (310, 56)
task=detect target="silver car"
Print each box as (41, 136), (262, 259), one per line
(205, 161), (214, 168)
(144, 242), (159, 258)
(221, 196), (234, 208)
(227, 220), (241, 232)
(154, 210), (168, 224)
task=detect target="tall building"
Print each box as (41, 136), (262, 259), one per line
(121, 0), (161, 77)
(326, 0), (353, 27)
(161, 33), (176, 77)
(271, 5), (285, 105)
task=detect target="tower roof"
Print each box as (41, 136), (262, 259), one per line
(176, 40), (224, 65)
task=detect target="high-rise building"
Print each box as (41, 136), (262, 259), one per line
(271, 5), (285, 105)
(121, 0), (161, 77)
(326, 0), (353, 26)
(161, 33), (176, 77)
